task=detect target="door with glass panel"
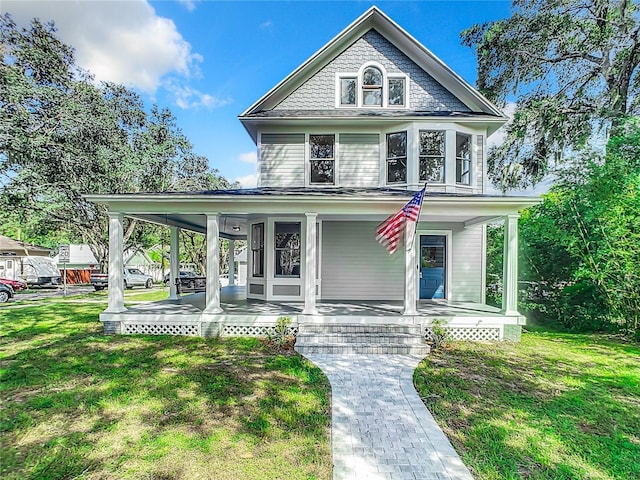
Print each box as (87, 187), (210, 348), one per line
(419, 235), (446, 299)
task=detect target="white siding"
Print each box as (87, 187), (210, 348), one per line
(321, 221), (404, 300)
(260, 133), (305, 187)
(451, 224), (483, 302)
(339, 134), (380, 187)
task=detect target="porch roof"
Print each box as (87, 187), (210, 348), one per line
(85, 188), (541, 238)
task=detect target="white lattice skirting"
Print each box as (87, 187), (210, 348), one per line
(424, 326), (501, 341)
(123, 323), (200, 336)
(221, 325), (299, 337)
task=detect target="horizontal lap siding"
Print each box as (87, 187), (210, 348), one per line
(339, 134), (380, 187)
(322, 221), (404, 300)
(451, 225), (483, 302)
(260, 133), (305, 187)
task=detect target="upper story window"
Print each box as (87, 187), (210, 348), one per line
(419, 131), (445, 183)
(337, 64), (407, 108)
(340, 78), (356, 105)
(388, 78), (405, 106)
(456, 133), (471, 185)
(386, 131), (407, 184)
(362, 67), (383, 106)
(310, 134), (335, 184)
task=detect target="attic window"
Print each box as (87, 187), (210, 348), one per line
(388, 77), (405, 106)
(362, 66), (383, 106)
(340, 78), (356, 105)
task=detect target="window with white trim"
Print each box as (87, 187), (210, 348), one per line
(419, 130), (445, 183)
(362, 66), (383, 106)
(274, 222), (301, 277)
(251, 223), (264, 277)
(340, 77), (356, 105)
(456, 133), (472, 185)
(388, 77), (405, 107)
(309, 134), (335, 184)
(337, 65), (407, 108)
(386, 131), (407, 184)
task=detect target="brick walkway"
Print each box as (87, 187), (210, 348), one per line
(304, 354), (474, 480)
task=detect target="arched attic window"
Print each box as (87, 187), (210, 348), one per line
(362, 66), (383, 106)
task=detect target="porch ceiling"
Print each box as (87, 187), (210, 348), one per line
(86, 190), (540, 235)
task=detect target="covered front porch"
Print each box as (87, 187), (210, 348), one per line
(102, 286), (525, 341)
(87, 188), (539, 342)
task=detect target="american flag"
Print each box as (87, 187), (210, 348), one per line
(375, 188), (425, 254)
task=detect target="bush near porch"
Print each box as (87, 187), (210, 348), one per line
(0, 294), (331, 480)
(414, 332), (640, 480)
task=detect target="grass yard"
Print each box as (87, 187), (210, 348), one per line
(414, 332), (640, 480)
(0, 295), (331, 480)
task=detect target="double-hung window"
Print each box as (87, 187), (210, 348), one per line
(419, 131), (445, 183)
(386, 131), (407, 184)
(362, 66), (383, 106)
(251, 223), (264, 277)
(456, 133), (472, 185)
(310, 134), (335, 184)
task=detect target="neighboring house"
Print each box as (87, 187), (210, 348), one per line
(0, 236), (61, 286)
(124, 247), (162, 282)
(86, 7), (539, 340)
(53, 244), (100, 284)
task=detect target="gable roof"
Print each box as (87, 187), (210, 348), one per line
(240, 6), (505, 120)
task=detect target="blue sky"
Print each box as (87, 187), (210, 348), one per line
(5, 1), (512, 188)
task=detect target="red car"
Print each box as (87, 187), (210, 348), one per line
(0, 278), (27, 291)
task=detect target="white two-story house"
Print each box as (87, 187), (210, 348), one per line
(87, 7), (538, 341)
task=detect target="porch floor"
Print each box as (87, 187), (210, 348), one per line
(124, 286), (504, 318)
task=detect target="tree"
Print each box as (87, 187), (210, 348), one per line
(517, 119), (640, 338)
(462, 0), (640, 189)
(1, 15), (234, 270)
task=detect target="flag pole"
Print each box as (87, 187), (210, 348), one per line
(406, 183), (427, 252)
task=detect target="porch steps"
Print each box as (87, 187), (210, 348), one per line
(294, 323), (430, 355)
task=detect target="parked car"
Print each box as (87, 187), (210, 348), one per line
(0, 278), (27, 291)
(163, 270), (196, 285)
(89, 268), (154, 291)
(0, 283), (14, 303)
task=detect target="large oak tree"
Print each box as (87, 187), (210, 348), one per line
(462, 0), (639, 189)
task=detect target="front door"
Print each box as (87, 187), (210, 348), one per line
(419, 235), (446, 299)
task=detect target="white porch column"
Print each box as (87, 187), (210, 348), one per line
(302, 213), (318, 315)
(228, 240), (236, 286)
(168, 226), (180, 300)
(403, 223), (418, 316)
(204, 213), (222, 313)
(502, 214), (520, 315)
(105, 212), (126, 313)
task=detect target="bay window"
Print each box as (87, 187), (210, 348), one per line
(456, 133), (471, 185)
(386, 131), (407, 184)
(419, 130), (445, 183)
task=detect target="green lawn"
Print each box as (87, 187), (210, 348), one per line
(3, 295), (638, 480)
(414, 332), (640, 480)
(0, 296), (331, 480)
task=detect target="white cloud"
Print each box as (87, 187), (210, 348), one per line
(238, 152), (258, 164)
(235, 174), (257, 188)
(4, 0), (217, 105)
(260, 20), (273, 30)
(487, 102), (517, 151)
(166, 81), (232, 110)
(177, 0), (197, 12)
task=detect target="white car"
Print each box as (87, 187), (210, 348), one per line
(123, 268), (154, 289)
